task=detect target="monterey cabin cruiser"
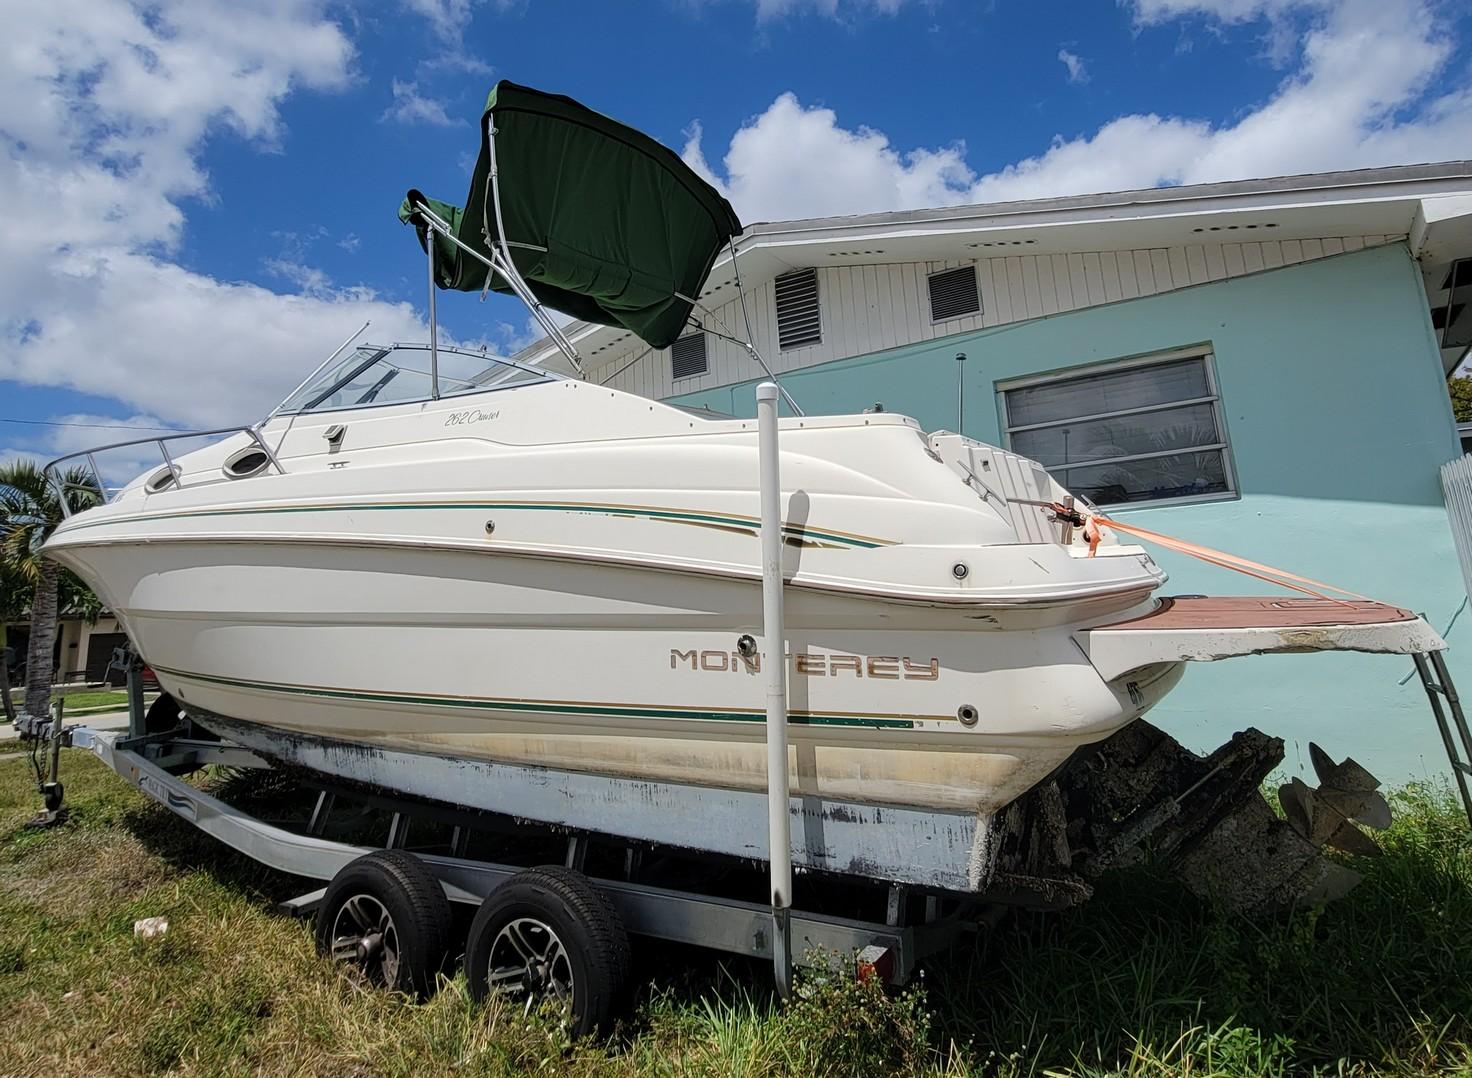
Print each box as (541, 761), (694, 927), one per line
(40, 82), (1441, 895)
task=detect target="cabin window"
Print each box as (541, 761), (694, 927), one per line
(222, 447), (271, 479)
(670, 332), (708, 380)
(774, 268), (822, 350)
(999, 348), (1235, 508)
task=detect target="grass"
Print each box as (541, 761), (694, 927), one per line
(4, 688), (130, 710)
(0, 751), (1468, 1076)
(51, 689), (128, 710)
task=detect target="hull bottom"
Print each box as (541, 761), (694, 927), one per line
(192, 709), (1000, 892)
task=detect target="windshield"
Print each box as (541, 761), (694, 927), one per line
(276, 343), (558, 415)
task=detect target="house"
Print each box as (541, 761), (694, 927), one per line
(515, 160), (1472, 782)
(3, 612), (128, 687)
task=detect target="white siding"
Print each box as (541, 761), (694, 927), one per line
(597, 235), (1403, 399)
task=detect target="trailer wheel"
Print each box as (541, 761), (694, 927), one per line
(315, 850), (452, 1000)
(143, 692), (221, 742)
(465, 866), (630, 1037)
(143, 692), (180, 734)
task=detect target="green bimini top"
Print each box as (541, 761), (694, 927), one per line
(399, 81), (742, 352)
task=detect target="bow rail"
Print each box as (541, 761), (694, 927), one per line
(43, 426), (285, 519)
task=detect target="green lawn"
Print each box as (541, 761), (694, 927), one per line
(51, 689), (128, 711)
(5, 688), (130, 711)
(0, 750), (1468, 1076)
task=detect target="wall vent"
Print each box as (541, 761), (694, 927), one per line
(670, 332), (708, 380)
(774, 268), (822, 350)
(928, 266), (981, 322)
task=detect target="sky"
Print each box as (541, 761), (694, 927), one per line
(1, 0), (1470, 468)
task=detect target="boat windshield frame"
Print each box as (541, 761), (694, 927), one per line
(271, 340), (565, 418)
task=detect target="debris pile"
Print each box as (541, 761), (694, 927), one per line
(992, 720), (1389, 914)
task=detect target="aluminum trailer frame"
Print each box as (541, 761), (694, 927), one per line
(66, 723), (965, 984)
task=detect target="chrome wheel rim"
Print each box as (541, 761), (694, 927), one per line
(330, 894), (401, 988)
(487, 917), (574, 1006)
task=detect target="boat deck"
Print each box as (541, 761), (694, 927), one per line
(1100, 596), (1416, 631)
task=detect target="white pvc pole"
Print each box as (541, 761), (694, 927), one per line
(756, 381), (793, 998)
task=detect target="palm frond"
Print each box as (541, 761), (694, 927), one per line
(0, 458), (97, 579)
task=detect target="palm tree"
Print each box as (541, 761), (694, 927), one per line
(0, 461), (100, 725)
(0, 559), (28, 725)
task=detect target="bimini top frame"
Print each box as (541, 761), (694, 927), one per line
(403, 80), (806, 412)
(406, 112), (586, 382)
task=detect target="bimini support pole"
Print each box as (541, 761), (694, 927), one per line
(409, 198), (584, 378)
(756, 381), (793, 999)
(483, 122), (586, 376)
(427, 222), (441, 400)
(696, 237), (804, 417)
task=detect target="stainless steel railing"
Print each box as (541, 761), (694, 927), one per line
(43, 426), (286, 518)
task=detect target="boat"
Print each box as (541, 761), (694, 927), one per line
(40, 82), (1443, 895)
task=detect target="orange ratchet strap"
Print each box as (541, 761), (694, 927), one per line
(1049, 502), (1367, 605)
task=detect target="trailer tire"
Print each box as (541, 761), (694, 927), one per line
(315, 850), (452, 1001)
(143, 692), (180, 734)
(466, 865), (630, 1037)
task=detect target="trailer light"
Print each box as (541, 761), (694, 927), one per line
(856, 944), (895, 983)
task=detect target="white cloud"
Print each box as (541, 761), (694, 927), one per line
(682, 96), (974, 221)
(1131, 0), (1307, 23)
(972, 0), (1468, 203)
(402, 0), (500, 75)
(263, 257), (334, 296)
(685, 0), (1472, 221)
(382, 79), (458, 126)
(750, 0), (908, 18)
(7, 249), (423, 428)
(1058, 48), (1089, 84)
(0, 1), (427, 430)
(402, 0), (524, 42)
(403, 0), (482, 38)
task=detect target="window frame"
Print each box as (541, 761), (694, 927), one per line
(997, 345), (1238, 510)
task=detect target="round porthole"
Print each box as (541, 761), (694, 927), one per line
(222, 447), (270, 479)
(145, 465), (179, 493)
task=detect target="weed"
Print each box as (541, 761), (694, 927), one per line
(0, 751), (1467, 1076)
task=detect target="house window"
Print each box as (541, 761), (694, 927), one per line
(1000, 349), (1234, 507)
(670, 332), (708, 380)
(774, 268), (822, 350)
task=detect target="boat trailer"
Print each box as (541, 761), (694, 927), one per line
(19, 649), (1398, 1036)
(60, 713), (968, 1030)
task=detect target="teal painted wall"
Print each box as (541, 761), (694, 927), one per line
(673, 244), (1466, 783)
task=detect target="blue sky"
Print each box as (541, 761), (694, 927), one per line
(2, 0), (1469, 464)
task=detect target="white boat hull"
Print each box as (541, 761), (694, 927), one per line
(59, 538), (1180, 819)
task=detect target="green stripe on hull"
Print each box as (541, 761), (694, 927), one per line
(60, 500), (886, 548)
(156, 666), (918, 730)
